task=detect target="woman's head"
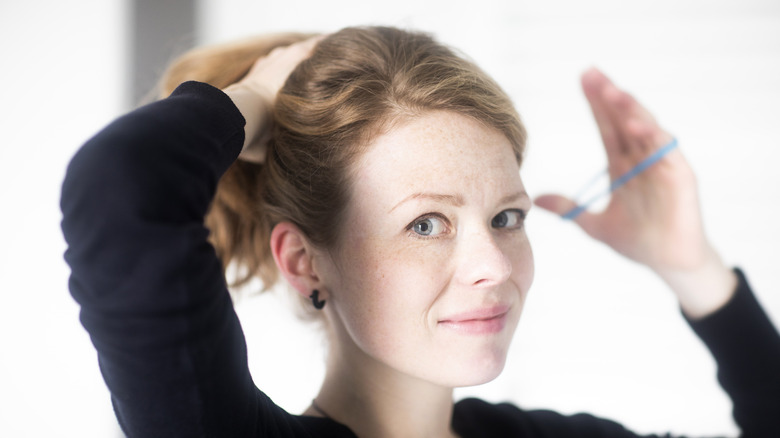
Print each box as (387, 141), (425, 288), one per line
(161, 25), (532, 387)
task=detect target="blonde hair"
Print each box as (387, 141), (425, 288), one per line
(159, 26), (526, 316)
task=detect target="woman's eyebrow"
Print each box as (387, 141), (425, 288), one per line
(499, 191), (530, 205)
(388, 191), (529, 213)
(389, 193), (464, 213)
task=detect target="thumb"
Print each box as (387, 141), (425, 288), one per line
(534, 194), (598, 233)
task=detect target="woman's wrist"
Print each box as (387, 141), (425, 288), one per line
(654, 247), (738, 320)
(223, 83), (273, 163)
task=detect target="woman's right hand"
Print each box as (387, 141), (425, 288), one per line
(223, 35), (324, 163)
(534, 69), (736, 319)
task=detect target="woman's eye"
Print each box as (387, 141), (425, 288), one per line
(491, 209), (525, 229)
(410, 215), (447, 237)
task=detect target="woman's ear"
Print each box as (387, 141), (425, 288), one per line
(269, 222), (323, 299)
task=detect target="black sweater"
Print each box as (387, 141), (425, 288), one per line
(61, 81), (780, 437)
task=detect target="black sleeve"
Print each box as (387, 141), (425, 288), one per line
(61, 82), (259, 437)
(552, 269), (780, 437)
(684, 268), (780, 437)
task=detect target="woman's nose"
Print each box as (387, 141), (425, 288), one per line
(455, 228), (512, 287)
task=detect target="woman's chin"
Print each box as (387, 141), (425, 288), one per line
(428, 348), (509, 388)
(459, 356), (508, 387)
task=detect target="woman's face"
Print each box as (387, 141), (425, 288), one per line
(317, 111), (534, 388)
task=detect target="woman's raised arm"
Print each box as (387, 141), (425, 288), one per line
(60, 37), (324, 437)
(534, 68), (780, 436)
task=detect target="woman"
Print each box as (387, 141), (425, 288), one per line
(61, 26), (779, 437)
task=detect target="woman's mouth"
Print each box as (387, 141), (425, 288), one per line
(438, 305), (510, 335)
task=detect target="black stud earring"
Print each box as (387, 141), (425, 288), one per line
(310, 289), (326, 310)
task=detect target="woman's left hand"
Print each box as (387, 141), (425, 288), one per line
(534, 68), (736, 318)
(224, 35), (324, 163)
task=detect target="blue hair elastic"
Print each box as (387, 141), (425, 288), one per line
(562, 138), (679, 220)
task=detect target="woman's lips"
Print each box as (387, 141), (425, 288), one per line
(438, 305), (510, 335)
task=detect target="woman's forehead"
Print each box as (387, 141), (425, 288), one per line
(350, 111), (523, 206)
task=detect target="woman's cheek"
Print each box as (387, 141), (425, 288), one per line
(385, 238), (454, 286)
(333, 239), (438, 358)
(355, 238), (453, 315)
(508, 234), (534, 293)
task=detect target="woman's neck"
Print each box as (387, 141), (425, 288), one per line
(307, 340), (458, 438)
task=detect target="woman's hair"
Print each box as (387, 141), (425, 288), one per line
(159, 26), (526, 317)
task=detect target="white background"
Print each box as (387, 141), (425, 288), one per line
(1, 0), (779, 436)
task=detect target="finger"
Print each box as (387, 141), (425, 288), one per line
(241, 35), (326, 100)
(249, 36), (321, 74)
(587, 70), (676, 181)
(626, 118), (674, 158)
(602, 84), (650, 165)
(263, 35), (321, 61)
(602, 82), (673, 158)
(534, 194), (599, 235)
(277, 34), (327, 59)
(301, 33), (328, 49)
(582, 68), (627, 160)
